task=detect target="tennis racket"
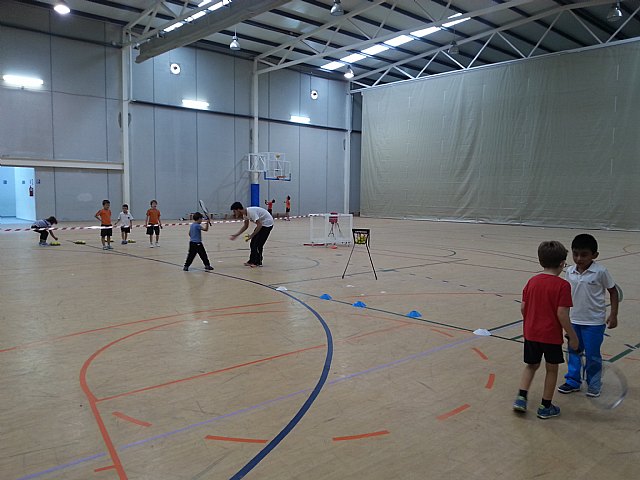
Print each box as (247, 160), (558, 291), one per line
(199, 200), (212, 225)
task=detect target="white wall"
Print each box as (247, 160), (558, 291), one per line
(0, 167), (17, 217)
(14, 168), (35, 221)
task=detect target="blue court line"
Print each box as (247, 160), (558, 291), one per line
(15, 314), (516, 480)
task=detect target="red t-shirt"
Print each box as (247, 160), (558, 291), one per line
(522, 273), (572, 344)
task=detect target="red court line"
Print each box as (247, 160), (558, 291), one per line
(437, 404), (471, 421)
(205, 435), (269, 444)
(430, 328), (455, 338)
(485, 373), (496, 389)
(0, 301), (285, 354)
(333, 430), (390, 442)
(112, 412), (152, 427)
(94, 465), (117, 473)
(344, 323), (411, 342)
(348, 311), (412, 325)
(472, 347), (488, 360)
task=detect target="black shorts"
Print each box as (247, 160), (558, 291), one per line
(100, 225), (113, 237)
(523, 340), (564, 365)
(121, 226), (131, 233)
(146, 225), (160, 235)
(286, 208), (290, 213)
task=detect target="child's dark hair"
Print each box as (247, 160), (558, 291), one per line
(122, 204), (128, 209)
(47, 216), (57, 224)
(230, 201), (243, 211)
(538, 241), (568, 268)
(102, 199), (110, 206)
(150, 199), (157, 205)
(192, 212), (203, 221)
(571, 233), (598, 253)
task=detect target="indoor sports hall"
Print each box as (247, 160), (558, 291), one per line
(1, 2), (639, 480)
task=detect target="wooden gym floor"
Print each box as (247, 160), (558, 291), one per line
(1, 217), (638, 480)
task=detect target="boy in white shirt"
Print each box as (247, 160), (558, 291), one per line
(229, 201), (274, 267)
(558, 234), (619, 398)
(113, 204), (134, 245)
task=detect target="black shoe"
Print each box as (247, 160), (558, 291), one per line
(204, 265), (214, 271)
(183, 266), (189, 271)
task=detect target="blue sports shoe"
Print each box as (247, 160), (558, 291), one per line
(512, 396), (527, 412)
(557, 383), (580, 394)
(586, 386), (601, 398)
(537, 404), (561, 419)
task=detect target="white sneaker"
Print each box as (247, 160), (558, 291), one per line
(149, 244), (154, 248)
(155, 242), (159, 247)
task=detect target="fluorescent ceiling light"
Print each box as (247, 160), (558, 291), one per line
(384, 35), (414, 47)
(320, 61), (345, 71)
(362, 44), (389, 55)
(2, 75), (44, 88)
(443, 13), (470, 28)
(411, 26), (441, 37)
(53, 1), (70, 15)
(341, 53), (366, 63)
(290, 115), (310, 124)
(182, 99), (209, 109)
(164, 22), (183, 33)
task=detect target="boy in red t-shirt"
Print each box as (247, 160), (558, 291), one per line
(95, 199), (113, 250)
(145, 200), (162, 247)
(513, 241), (578, 419)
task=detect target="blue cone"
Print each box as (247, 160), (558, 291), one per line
(320, 293), (332, 300)
(352, 301), (367, 308)
(406, 310), (422, 318)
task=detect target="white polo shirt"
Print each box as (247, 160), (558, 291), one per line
(246, 207), (274, 227)
(565, 262), (615, 325)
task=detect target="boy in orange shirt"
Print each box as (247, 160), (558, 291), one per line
(95, 199), (113, 250)
(145, 199), (162, 247)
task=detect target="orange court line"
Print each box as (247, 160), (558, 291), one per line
(94, 465), (117, 473)
(205, 435), (269, 444)
(472, 347), (489, 360)
(485, 373), (496, 389)
(333, 430), (390, 442)
(344, 323), (411, 342)
(348, 311), (413, 325)
(0, 300), (286, 354)
(437, 404), (471, 421)
(430, 328), (455, 338)
(112, 411), (152, 427)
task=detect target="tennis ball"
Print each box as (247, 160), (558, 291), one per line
(244, 233), (250, 242)
(74, 240), (86, 244)
(50, 241), (60, 246)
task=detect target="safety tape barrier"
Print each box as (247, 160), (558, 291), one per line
(1, 215), (307, 232)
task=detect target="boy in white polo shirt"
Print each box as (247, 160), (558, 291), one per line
(558, 234), (620, 397)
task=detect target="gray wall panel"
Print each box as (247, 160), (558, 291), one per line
(197, 50), (235, 114)
(107, 171), (123, 210)
(299, 127), (327, 213)
(0, 89), (53, 158)
(51, 38), (105, 97)
(52, 93), (107, 161)
(349, 132), (361, 214)
(234, 118), (252, 208)
(129, 105), (156, 216)
(269, 69), (300, 122)
(154, 108), (197, 219)
(0, 167), (16, 217)
(132, 55), (155, 102)
(258, 73), (269, 118)
(234, 58), (253, 116)
(196, 113), (236, 215)
(34, 168), (56, 220)
(301, 76), (328, 126)
(326, 130), (345, 213)
(106, 99), (121, 163)
(0, 27), (51, 86)
(50, 13), (105, 43)
(327, 79), (348, 129)
(0, 2), (49, 31)
(105, 48), (121, 100)
(153, 49), (196, 107)
(54, 169), (108, 222)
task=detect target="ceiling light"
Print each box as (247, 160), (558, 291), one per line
(607, 1), (623, 22)
(182, 99), (209, 109)
(344, 67), (354, 79)
(362, 44), (389, 55)
(384, 35), (414, 47)
(448, 40), (459, 55)
(341, 53), (366, 63)
(330, 0), (344, 16)
(53, 0), (70, 15)
(290, 115), (310, 124)
(320, 61), (345, 71)
(2, 75), (44, 88)
(230, 35), (240, 50)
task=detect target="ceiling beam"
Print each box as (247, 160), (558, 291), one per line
(135, 0), (290, 63)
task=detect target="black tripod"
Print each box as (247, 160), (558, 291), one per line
(342, 228), (377, 280)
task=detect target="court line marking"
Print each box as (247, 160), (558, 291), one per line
(485, 373), (496, 389)
(333, 430), (390, 442)
(472, 347), (489, 360)
(112, 412), (152, 428)
(437, 404), (471, 421)
(205, 435), (268, 444)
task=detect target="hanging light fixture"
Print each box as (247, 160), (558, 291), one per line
(53, 0), (70, 15)
(607, 1), (623, 22)
(229, 28), (240, 51)
(330, 0), (344, 16)
(448, 40), (459, 55)
(344, 66), (354, 79)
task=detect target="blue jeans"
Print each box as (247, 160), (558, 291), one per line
(564, 324), (606, 389)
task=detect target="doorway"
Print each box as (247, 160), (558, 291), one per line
(0, 166), (36, 223)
